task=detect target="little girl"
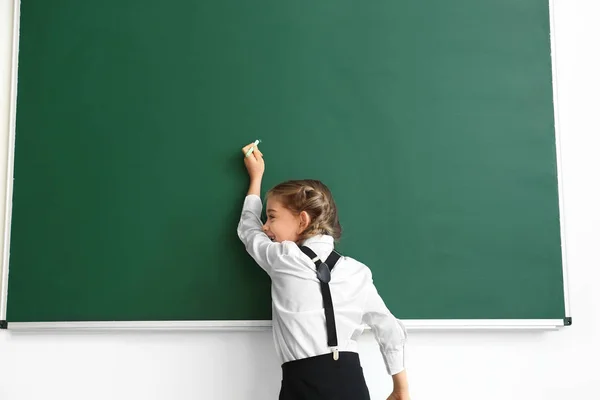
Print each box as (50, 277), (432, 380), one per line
(237, 142), (410, 400)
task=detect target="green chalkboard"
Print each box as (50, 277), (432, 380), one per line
(7, 0), (565, 323)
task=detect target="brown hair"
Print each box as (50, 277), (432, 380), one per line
(267, 179), (342, 242)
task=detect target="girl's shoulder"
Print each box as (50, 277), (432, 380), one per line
(337, 254), (374, 280)
(272, 243), (373, 282)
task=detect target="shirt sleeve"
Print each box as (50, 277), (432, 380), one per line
(362, 280), (408, 375)
(237, 194), (287, 276)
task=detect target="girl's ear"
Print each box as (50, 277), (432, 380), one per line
(298, 211), (311, 234)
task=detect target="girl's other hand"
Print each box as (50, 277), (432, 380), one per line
(241, 142), (265, 181)
(387, 392), (410, 400)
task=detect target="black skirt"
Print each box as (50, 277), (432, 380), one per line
(279, 352), (371, 400)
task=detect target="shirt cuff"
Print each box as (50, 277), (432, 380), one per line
(243, 195), (263, 216)
(383, 347), (406, 376)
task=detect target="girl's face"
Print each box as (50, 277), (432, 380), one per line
(263, 197), (306, 243)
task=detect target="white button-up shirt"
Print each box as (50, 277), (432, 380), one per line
(237, 195), (407, 375)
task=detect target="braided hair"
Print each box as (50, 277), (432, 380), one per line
(267, 179), (342, 243)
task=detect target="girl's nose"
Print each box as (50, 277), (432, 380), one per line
(262, 224), (269, 233)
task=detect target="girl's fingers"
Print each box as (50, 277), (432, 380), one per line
(242, 142), (259, 153)
(241, 144), (252, 154)
(241, 143), (263, 164)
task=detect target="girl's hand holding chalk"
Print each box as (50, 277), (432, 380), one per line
(244, 139), (261, 158)
(241, 140), (264, 182)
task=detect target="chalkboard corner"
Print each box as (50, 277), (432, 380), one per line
(563, 317), (572, 326)
(0, 320), (7, 329)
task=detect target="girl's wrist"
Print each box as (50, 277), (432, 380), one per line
(247, 178), (262, 196)
(391, 371), (409, 397)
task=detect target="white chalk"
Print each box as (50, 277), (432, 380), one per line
(245, 139), (261, 157)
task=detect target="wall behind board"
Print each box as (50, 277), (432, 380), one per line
(1, 1), (599, 399)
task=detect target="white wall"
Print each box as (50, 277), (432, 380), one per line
(1, 1), (599, 399)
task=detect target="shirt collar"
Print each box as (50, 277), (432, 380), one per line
(301, 235), (334, 247)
